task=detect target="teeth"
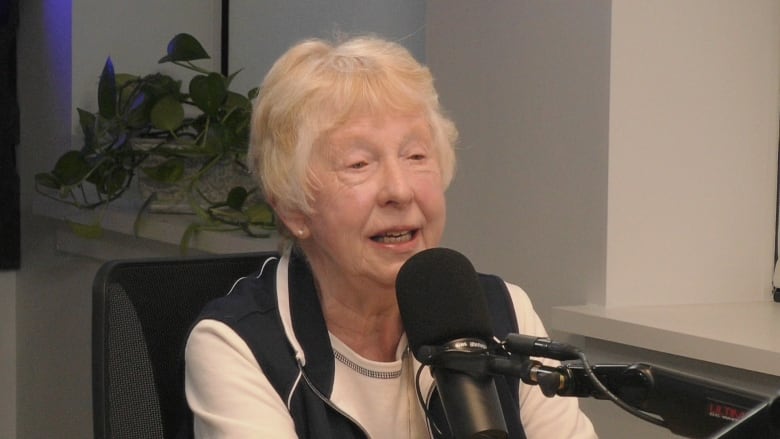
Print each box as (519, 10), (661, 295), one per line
(373, 231), (413, 243)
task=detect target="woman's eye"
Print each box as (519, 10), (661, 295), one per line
(409, 153), (427, 161)
(349, 161), (368, 169)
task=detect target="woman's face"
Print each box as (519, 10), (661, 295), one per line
(298, 112), (447, 291)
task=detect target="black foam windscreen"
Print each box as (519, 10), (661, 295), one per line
(396, 247), (494, 358)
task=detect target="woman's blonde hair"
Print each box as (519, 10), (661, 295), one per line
(248, 36), (458, 229)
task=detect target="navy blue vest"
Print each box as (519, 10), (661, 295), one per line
(186, 252), (527, 438)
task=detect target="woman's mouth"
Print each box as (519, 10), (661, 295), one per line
(371, 230), (416, 244)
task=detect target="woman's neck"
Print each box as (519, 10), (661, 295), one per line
(316, 282), (404, 362)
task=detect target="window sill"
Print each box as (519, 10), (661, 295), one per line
(33, 197), (279, 260)
(552, 301), (780, 377)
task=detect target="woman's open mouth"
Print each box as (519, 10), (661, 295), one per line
(371, 230), (417, 244)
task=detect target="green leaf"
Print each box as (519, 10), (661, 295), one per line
(221, 107), (251, 149)
(116, 73), (140, 109)
(224, 91), (252, 111)
(101, 167), (129, 195)
(149, 95), (185, 131)
(159, 33), (210, 63)
(85, 160), (127, 196)
(226, 186), (248, 210)
(77, 108), (97, 149)
(53, 151), (92, 185)
(141, 158), (185, 183)
(98, 58), (117, 119)
(66, 220), (104, 239)
(245, 203), (274, 225)
(77, 108), (96, 135)
(115, 73), (138, 87)
(209, 206), (246, 222)
(35, 172), (61, 190)
(200, 122), (226, 153)
(140, 73), (183, 98)
(189, 73), (227, 116)
(125, 92), (150, 129)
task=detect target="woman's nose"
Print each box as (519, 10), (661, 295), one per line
(377, 160), (413, 207)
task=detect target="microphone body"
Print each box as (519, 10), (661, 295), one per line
(396, 248), (508, 439)
(431, 339), (508, 439)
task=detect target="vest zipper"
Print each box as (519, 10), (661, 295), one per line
(297, 362), (373, 438)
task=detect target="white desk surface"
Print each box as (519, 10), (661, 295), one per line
(552, 301), (780, 377)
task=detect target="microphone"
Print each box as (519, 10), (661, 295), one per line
(396, 247), (508, 439)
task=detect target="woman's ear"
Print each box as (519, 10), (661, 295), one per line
(274, 204), (310, 239)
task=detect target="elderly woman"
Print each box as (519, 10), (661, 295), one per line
(184, 36), (597, 438)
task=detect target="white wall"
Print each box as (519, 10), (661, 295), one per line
(228, 0), (426, 96)
(429, 0), (780, 312)
(71, 0), (427, 136)
(0, 271), (16, 439)
(16, 0), (91, 436)
(428, 0), (612, 322)
(427, 1), (779, 438)
(70, 0), (221, 138)
(14, 1), (220, 437)
(606, 0), (780, 307)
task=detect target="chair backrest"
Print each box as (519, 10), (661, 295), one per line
(92, 251), (276, 439)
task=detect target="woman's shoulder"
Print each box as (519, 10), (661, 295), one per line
(199, 262), (280, 323)
(503, 281), (549, 338)
(477, 273), (546, 337)
(502, 281), (535, 313)
(477, 274), (534, 315)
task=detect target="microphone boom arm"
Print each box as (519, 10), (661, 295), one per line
(519, 359), (774, 439)
(421, 342), (777, 439)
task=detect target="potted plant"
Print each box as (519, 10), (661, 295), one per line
(35, 33), (275, 252)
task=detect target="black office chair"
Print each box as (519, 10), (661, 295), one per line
(91, 251), (276, 439)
